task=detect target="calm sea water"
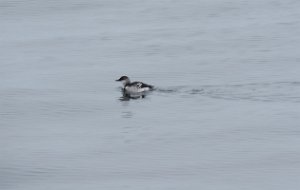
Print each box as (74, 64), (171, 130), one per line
(1, 0), (300, 189)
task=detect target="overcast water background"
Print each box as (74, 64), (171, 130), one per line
(1, 0), (300, 189)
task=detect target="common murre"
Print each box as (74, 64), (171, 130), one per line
(116, 76), (154, 93)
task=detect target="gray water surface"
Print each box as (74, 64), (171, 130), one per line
(1, 0), (300, 189)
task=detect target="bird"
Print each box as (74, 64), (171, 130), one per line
(116, 76), (154, 93)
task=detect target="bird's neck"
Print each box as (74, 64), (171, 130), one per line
(122, 79), (130, 87)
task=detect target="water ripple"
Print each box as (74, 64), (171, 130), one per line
(155, 81), (300, 103)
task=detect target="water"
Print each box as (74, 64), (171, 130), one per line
(1, 0), (300, 189)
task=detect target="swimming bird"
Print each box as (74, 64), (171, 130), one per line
(116, 76), (154, 93)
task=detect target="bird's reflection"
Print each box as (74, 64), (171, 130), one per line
(119, 89), (147, 101)
(121, 111), (133, 118)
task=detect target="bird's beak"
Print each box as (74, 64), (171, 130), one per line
(116, 79), (121, 81)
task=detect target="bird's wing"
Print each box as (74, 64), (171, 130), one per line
(131, 81), (153, 89)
